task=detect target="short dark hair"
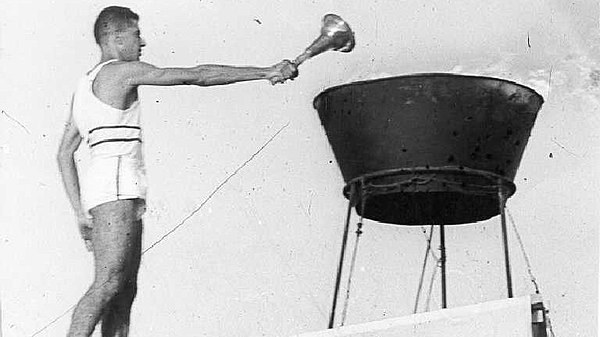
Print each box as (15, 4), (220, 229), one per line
(93, 6), (139, 45)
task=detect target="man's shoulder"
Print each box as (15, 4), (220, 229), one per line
(106, 61), (156, 71)
(101, 60), (138, 73)
(100, 61), (158, 81)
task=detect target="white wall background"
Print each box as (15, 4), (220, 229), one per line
(1, 0), (598, 336)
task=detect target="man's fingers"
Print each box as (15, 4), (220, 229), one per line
(269, 75), (286, 85)
(270, 59), (298, 84)
(269, 65), (298, 85)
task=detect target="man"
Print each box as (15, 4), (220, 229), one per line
(56, 6), (297, 337)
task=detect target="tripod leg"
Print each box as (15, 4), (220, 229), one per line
(498, 186), (513, 298)
(328, 185), (356, 328)
(440, 224), (447, 309)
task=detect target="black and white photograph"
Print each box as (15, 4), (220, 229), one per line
(0, 1), (598, 336)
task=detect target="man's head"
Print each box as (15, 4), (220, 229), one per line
(94, 6), (145, 61)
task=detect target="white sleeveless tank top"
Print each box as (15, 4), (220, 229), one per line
(72, 59), (144, 160)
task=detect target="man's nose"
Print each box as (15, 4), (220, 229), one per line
(140, 38), (146, 47)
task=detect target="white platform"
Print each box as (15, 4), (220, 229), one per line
(293, 296), (532, 337)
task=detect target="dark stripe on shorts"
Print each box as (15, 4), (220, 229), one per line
(89, 138), (142, 148)
(88, 125), (141, 135)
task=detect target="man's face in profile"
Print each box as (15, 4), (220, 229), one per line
(117, 20), (145, 61)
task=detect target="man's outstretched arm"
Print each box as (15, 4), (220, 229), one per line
(121, 60), (297, 87)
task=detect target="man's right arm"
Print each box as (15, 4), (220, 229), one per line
(120, 60), (297, 87)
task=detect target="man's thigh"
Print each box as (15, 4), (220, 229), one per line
(90, 199), (143, 280)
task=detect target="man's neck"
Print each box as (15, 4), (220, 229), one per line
(100, 55), (120, 63)
(99, 47), (122, 63)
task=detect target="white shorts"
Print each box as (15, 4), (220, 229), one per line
(81, 156), (148, 218)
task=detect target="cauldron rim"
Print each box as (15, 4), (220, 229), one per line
(313, 72), (545, 109)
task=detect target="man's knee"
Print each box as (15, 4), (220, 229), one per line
(92, 271), (129, 301)
(103, 279), (137, 315)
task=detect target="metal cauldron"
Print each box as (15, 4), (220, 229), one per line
(313, 74), (544, 225)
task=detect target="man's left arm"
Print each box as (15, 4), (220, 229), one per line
(56, 98), (93, 250)
(57, 107), (84, 217)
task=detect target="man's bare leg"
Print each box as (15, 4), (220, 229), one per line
(100, 270), (138, 336)
(101, 219), (141, 337)
(67, 199), (143, 337)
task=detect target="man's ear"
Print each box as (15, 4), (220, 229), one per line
(113, 33), (124, 46)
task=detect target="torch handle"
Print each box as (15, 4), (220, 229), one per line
(293, 51), (312, 67)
